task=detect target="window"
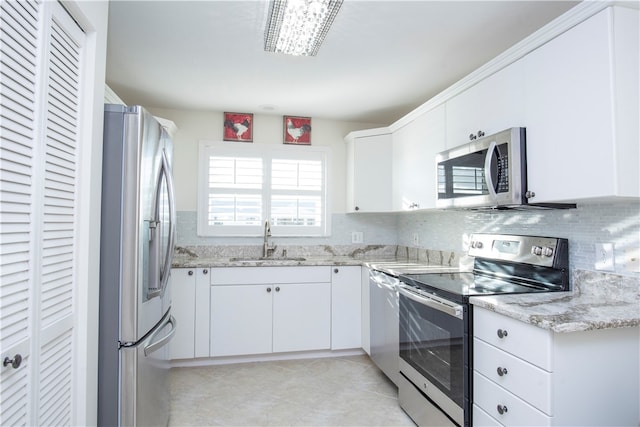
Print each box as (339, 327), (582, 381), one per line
(198, 142), (330, 236)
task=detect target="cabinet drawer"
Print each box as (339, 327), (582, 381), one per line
(474, 338), (552, 415)
(474, 307), (552, 370)
(473, 404), (502, 427)
(474, 372), (551, 427)
(210, 266), (331, 285)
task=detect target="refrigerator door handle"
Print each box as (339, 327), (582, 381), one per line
(144, 315), (177, 357)
(159, 148), (176, 294)
(149, 147), (176, 298)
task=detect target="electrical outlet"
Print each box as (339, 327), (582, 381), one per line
(594, 243), (615, 271)
(413, 233), (419, 246)
(351, 231), (363, 244)
(625, 248), (640, 273)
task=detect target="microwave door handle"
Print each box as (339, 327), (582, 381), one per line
(398, 285), (463, 319)
(484, 140), (498, 201)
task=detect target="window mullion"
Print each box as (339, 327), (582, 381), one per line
(264, 153), (271, 222)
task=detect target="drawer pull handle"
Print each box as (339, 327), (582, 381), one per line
(497, 404), (508, 415)
(497, 367), (508, 376)
(188, 270), (194, 276)
(497, 328), (508, 339)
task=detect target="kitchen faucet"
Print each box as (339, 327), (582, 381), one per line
(263, 219), (275, 258)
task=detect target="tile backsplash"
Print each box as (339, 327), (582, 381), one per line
(176, 200), (640, 277)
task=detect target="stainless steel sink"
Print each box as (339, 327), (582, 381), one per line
(229, 257), (306, 262)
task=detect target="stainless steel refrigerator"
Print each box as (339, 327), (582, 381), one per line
(98, 104), (177, 426)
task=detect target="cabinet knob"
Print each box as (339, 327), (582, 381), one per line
(275, 286), (280, 292)
(469, 133), (477, 141)
(267, 287), (272, 293)
(188, 270), (194, 276)
(3, 354), (22, 369)
(354, 206), (360, 211)
(497, 366), (508, 376)
(334, 268), (339, 274)
(497, 404), (508, 415)
(525, 191), (536, 199)
(202, 269), (208, 274)
(477, 130), (485, 138)
(497, 329), (508, 339)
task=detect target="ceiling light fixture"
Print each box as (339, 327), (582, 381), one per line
(264, 0), (343, 57)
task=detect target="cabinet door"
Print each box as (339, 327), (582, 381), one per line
(446, 60), (525, 149)
(523, 8), (610, 202)
(194, 269), (210, 357)
(392, 104), (446, 210)
(348, 134), (393, 212)
(210, 285), (272, 356)
(361, 268), (371, 355)
(330, 266), (362, 350)
(169, 269), (196, 359)
(272, 282), (331, 353)
(523, 7), (631, 202)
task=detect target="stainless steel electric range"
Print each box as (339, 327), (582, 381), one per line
(396, 233), (569, 427)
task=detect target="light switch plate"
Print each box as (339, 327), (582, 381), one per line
(594, 243), (615, 271)
(351, 231), (363, 244)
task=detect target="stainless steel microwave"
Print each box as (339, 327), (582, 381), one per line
(436, 128), (528, 209)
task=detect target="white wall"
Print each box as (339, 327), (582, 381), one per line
(147, 108), (382, 214)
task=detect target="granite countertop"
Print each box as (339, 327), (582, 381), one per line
(173, 245), (639, 334)
(173, 255), (370, 268)
(470, 270), (640, 333)
(171, 244), (463, 269)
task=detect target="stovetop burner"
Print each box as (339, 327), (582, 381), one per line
(399, 233), (570, 302)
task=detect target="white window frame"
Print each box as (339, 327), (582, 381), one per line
(197, 141), (331, 237)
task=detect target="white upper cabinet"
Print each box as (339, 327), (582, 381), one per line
(523, 6), (639, 203)
(347, 4), (638, 211)
(346, 129), (393, 213)
(445, 60), (525, 149)
(392, 104), (446, 211)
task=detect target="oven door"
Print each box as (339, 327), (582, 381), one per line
(398, 284), (469, 426)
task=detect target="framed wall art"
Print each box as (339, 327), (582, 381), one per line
(283, 116), (311, 145)
(223, 112), (253, 142)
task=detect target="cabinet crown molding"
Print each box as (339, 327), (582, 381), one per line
(389, 1), (627, 132)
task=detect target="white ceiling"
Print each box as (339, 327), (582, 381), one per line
(106, 0), (579, 125)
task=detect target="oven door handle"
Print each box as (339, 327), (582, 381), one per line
(398, 284), (463, 319)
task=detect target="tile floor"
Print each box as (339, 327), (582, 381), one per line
(169, 355), (416, 426)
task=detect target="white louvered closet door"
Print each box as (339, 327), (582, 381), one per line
(0, 1), (85, 425)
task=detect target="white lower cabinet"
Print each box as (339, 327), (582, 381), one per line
(210, 284), (273, 356)
(473, 306), (640, 426)
(360, 267), (371, 355)
(170, 268), (210, 359)
(272, 282), (331, 352)
(209, 266), (331, 357)
(330, 266), (362, 350)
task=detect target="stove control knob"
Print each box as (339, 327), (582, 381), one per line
(474, 241), (483, 249)
(543, 246), (554, 257)
(531, 246), (543, 256)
